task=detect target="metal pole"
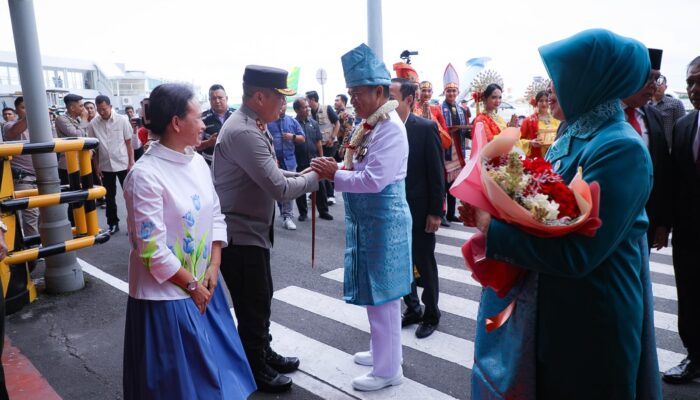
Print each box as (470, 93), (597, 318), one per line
(367, 0), (383, 60)
(8, 0), (84, 293)
(321, 84), (325, 108)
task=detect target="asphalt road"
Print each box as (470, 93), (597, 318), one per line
(5, 186), (699, 399)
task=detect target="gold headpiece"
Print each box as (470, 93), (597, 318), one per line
(419, 81), (433, 90)
(524, 79), (550, 107)
(470, 70), (503, 103)
(470, 70), (503, 114)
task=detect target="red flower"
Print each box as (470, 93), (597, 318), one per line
(540, 180), (580, 219)
(363, 122), (374, 130)
(522, 157), (552, 175)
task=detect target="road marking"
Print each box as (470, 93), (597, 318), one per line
(322, 268), (678, 333)
(270, 322), (458, 400)
(438, 226), (674, 255)
(658, 348), (687, 373)
(77, 258), (129, 293)
(77, 258), (686, 379)
(321, 269), (479, 320)
(649, 261), (674, 276)
(435, 243), (462, 258)
(273, 286), (475, 369)
(435, 227), (473, 241)
(76, 259), (355, 400)
(654, 311), (678, 333)
(435, 243), (678, 300)
(652, 282), (678, 301)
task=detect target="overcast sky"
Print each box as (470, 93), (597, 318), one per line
(1, 0), (697, 104)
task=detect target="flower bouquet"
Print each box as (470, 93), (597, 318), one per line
(449, 123), (601, 330)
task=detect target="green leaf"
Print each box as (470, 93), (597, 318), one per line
(193, 231), (208, 280)
(140, 239), (158, 271)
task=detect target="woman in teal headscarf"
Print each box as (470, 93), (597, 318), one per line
(470, 29), (661, 399)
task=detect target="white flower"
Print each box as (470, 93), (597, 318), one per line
(523, 193), (559, 221)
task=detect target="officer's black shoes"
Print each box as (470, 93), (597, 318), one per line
(319, 212), (334, 220)
(662, 357), (700, 384)
(254, 364), (292, 393)
(401, 310), (423, 327)
(298, 214), (308, 222)
(108, 224), (120, 235)
(265, 348), (300, 373)
(415, 322), (438, 339)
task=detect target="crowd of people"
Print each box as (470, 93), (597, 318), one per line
(1, 25), (699, 400)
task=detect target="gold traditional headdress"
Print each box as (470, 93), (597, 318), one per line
(524, 79), (550, 107)
(470, 70), (503, 114)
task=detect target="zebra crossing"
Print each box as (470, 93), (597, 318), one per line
(261, 224), (687, 399)
(77, 222), (686, 399)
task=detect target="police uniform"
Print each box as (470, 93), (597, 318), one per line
(213, 65), (319, 393)
(200, 107), (235, 164)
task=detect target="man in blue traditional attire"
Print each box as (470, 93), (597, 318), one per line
(311, 44), (412, 392)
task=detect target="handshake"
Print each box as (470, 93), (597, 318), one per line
(303, 157), (338, 181)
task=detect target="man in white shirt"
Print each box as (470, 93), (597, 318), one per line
(88, 95), (134, 234)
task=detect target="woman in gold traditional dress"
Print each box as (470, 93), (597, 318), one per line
(519, 84), (560, 158)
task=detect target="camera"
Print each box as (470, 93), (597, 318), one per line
(400, 50), (419, 64)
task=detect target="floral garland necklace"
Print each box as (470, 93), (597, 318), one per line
(537, 112), (551, 126)
(343, 100), (398, 170)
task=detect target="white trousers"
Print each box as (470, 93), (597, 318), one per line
(366, 299), (402, 378)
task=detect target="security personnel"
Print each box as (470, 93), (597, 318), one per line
(197, 84), (235, 165)
(213, 65), (320, 393)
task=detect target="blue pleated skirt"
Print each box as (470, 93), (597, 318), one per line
(123, 278), (256, 400)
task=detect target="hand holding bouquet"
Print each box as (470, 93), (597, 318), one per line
(449, 124), (601, 330)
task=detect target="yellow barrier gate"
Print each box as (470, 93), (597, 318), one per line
(1, 137), (110, 314)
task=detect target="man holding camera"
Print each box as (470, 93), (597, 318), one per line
(198, 84), (235, 165)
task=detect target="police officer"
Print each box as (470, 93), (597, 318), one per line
(197, 84), (235, 165)
(213, 66), (320, 393)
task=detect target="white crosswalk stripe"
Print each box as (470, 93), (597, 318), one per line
(274, 286), (476, 369)
(270, 322), (458, 400)
(77, 221), (688, 398)
(322, 267), (679, 333)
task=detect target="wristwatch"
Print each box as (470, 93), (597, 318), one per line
(291, 134), (297, 141)
(186, 279), (198, 292)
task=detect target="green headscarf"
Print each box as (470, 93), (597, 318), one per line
(538, 29), (650, 123)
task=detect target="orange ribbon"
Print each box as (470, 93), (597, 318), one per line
(485, 297), (517, 333)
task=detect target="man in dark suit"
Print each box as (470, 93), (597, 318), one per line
(664, 55), (700, 384)
(390, 78), (445, 338)
(621, 48), (672, 252)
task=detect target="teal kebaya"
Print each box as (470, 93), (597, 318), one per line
(474, 29), (659, 399)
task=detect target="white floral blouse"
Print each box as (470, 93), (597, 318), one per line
(124, 142), (227, 300)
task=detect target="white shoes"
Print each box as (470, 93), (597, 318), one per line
(327, 196), (336, 205)
(352, 368), (403, 391)
(283, 218), (297, 230)
(353, 351), (403, 367)
(353, 351), (373, 366)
